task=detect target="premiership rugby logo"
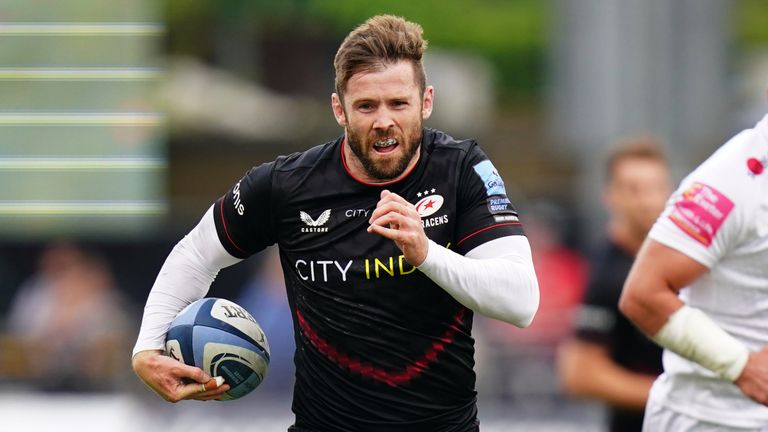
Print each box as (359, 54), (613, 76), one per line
(300, 209), (331, 233)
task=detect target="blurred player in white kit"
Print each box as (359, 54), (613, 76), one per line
(621, 112), (768, 431)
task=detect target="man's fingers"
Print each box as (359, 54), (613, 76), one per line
(379, 189), (410, 205)
(170, 368), (225, 402)
(370, 189), (428, 265)
(176, 381), (209, 401)
(175, 364), (211, 383)
(369, 199), (419, 227)
(133, 350), (228, 403)
(203, 376), (225, 391)
(193, 382), (231, 401)
(369, 201), (411, 223)
(369, 190), (419, 226)
(368, 215), (418, 243)
(376, 190), (412, 207)
(368, 212), (408, 231)
(191, 377), (226, 397)
(368, 222), (399, 240)
(175, 377), (226, 401)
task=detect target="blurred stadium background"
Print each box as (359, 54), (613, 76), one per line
(0, 1), (767, 431)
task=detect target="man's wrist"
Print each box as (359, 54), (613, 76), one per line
(653, 305), (749, 381)
(132, 349), (164, 363)
(415, 239), (440, 270)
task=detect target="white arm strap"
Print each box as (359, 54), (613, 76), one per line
(653, 305), (749, 381)
(132, 206), (242, 356)
(417, 236), (540, 327)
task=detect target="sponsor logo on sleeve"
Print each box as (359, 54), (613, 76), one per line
(493, 214), (519, 223)
(668, 182), (734, 247)
(485, 195), (519, 223)
(232, 181), (245, 216)
(472, 160), (507, 196)
(487, 196), (511, 213)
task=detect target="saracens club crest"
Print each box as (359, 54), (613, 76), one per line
(414, 194), (444, 217)
(413, 189), (448, 228)
(300, 209), (331, 233)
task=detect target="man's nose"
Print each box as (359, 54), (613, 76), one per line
(372, 110), (395, 130)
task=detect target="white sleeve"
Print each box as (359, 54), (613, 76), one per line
(132, 205), (243, 356)
(649, 131), (756, 267)
(416, 235), (539, 327)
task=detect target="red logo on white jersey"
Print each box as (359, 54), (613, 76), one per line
(668, 182), (734, 247)
(747, 157), (764, 175)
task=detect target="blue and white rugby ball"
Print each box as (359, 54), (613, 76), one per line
(165, 298), (270, 400)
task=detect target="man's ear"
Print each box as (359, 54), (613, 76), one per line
(421, 85), (434, 120)
(331, 93), (347, 127)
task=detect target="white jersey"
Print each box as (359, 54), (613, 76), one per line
(647, 113), (768, 428)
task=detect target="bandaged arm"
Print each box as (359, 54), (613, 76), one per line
(416, 235), (539, 327)
(620, 239), (749, 382)
(653, 305), (748, 381)
(132, 206), (242, 356)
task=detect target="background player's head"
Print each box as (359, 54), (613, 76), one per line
(602, 135), (672, 243)
(331, 15), (434, 182)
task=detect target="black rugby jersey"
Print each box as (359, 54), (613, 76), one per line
(213, 128), (524, 432)
(574, 240), (663, 432)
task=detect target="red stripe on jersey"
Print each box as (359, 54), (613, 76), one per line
(456, 222), (521, 246)
(296, 307), (466, 387)
(218, 200), (248, 255)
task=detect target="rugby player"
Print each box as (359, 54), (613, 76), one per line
(133, 15), (539, 432)
(621, 113), (768, 431)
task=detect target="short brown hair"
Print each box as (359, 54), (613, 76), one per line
(604, 135), (668, 183)
(333, 15), (428, 98)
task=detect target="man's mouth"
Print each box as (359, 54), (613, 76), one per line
(373, 138), (398, 154)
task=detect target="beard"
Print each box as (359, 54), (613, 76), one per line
(346, 122), (423, 181)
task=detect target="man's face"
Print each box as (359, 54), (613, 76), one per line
(332, 60), (433, 182)
(606, 158), (672, 236)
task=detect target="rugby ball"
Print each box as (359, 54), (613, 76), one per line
(165, 298), (270, 400)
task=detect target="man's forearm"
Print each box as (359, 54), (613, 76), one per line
(133, 206), (242, 356)
(417, 236), (539, 327)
